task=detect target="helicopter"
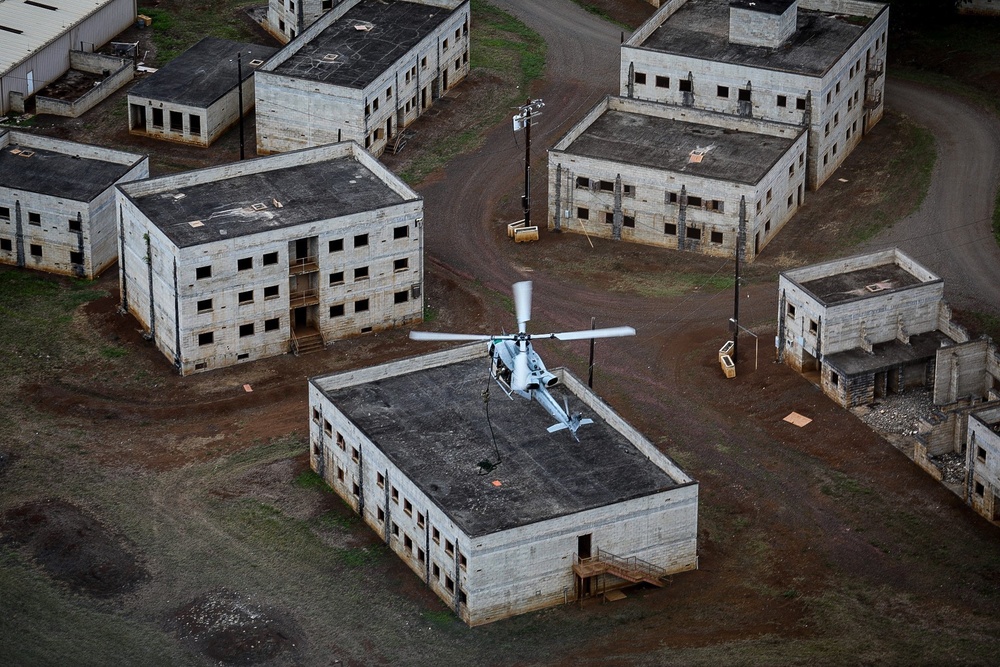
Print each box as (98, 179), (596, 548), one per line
(409, 281), (635, 441)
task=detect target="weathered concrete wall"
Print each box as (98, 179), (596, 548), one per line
(934, 339), (993, 405)
(966, 404), (1000, 520)
(621, 1), (888, 190)
(548, 97), (807, 261)
(0, 131), (147, 278)
(256, 0), (470, 156)
(729, 3), (797, 49)
(36, 53), (133, 118)
(128, 75), (254, 147)
(308, 345), (699, 626)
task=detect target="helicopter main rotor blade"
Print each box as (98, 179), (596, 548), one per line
(512, 344), (530, 391)
(513, 281), (532, 334)
(532, 326), (637, 341)
(409, 331), (496, 341)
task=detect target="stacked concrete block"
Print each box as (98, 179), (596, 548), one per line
(0, 130), (148, 278)
(256, 0), (470, 157)
(309, 344), (699, 625)
(116, 141), (423, 375)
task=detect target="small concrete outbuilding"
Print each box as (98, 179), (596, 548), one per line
(116, 141), (423, 375)
(777, 249), (969, 408)
(309, 343), (699, 626)
(621, 0), (889, 190)
(548, 95), (807, 261)
(0, 0), (138, 116)
(264, 0), (345, 43)
(128, 37), (279, 147)
(0, 130), (148, 278)
(255, 0), (470, 157)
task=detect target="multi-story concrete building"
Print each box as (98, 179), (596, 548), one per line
(621, 0), (888, 190)
(0, 0), (137, 115)
(264, 0), (345, 43)
(0, 130), (147, 278)
(255, 0), (470, 157)
(309, 343), (699, 626)
(128, 37), (278, 147)
(777, 249), (966, 407)
(966, 404), (1000, 523)
(547, 95), (807, 261)
(116, 141), (423, 375)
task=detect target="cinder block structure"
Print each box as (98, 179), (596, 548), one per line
(309, 344), (699, 626)
(0, 130), (148, 278)
(127, 37), (278, 147)
(547, 95), (807, 261)
(966, 405), (1000, 523)
(777, 249), (968, 408)
(0, 0), (137, 115)
(621, 0), (889, 190)
(116, 141), (423, 375)
(264, 0), (345, 43)
(255, 0), (470, 157)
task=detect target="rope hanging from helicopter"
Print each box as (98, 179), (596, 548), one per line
(477, 366), (503, 475)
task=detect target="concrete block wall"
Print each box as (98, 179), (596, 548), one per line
(308, 346), (699, 626)
(729, 4), (797, 49)
(256, 0), (470, 157)
(967, 405), (1000, 520)
(129, 76), (255, 147)
(548, 98), (807, 261)
(621, 0), (888, 190)
(0, 131), (147, 279)
(934, 340), (992, 405)
(36, 53), (133, 118)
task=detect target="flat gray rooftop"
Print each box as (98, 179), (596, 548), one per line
(129, 37), (278, 107)
(640, 0), (873, 77)
(272, 0), (453, 88)
(0, 143), (133, 202)
(126, 157), (405, 248)
(320, 357), (683, 537)
(563, 109), (796, 185)
(799, 264), (925, 306)
(825, 330), (952, 376)
(730, 0), (796, 14)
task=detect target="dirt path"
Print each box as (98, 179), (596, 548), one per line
(865, 78), (1000, 314)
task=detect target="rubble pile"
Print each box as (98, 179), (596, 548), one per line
(858, 389), (934, 435)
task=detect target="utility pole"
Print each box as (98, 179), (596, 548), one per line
(513, 98), (544, 225)
(588, 317), (596, 388)
(237, 52), (245, 160)
(732, 196), (747, 368)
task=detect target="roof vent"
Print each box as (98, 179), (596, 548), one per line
(864, 281), (894, 293)
(353, 22), (373, 31)
(249, 58), (264, 67)
(17, 150), (34, 158)
(188, 220), (204, 228)
(251, 202), (267, 211)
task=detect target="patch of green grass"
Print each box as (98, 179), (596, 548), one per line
(612, 271), (735, 298)
(294, 469), (328, 491)
(569, 2), (632, 30)
(314, 509), (359, 531)
(820, 471), (873, 499)
(335, 544), (386, 568)
(399, 0), (545, 183)
(422, 609), (457, 627)
(138, 3), (263, 65)
(100, 345), (127, 359)
(0, 270), (107, 379)
(844, 120), (935, 247)
(423, 305), (439, 322)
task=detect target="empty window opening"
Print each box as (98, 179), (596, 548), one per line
(330, 271), (344, 285)
(70, 251), (84, 264)
(29, 244), (42, 257)
(393, 225), (408, 239)
(264, 318), (279, 331)
(263, 251), (278, 265)
(577, 207), (589, 220)
(264, 285), (279, 299)
(664, 222), (677, 235)
(710, 231), (723, 244)
(777, 95), (787, 107)
(655, 75), (669, 88)
(239, 323), (254, 337)
(355, 299), (369, 313)
(196, 265), (212, 279)
(354, 233), (369, 248)
(238, 290), (253, 304)
(68, 219), (82, 232)
(198, 331), (214, 346)
(393, 258), (409, 272)
(717, 85), (729, 98)
(330, 304), (345, 318)
(197, 299), (213, 313)
(686, 227), (701, 240)
(634, 72), (646, 85)
(169, 110), (183, 132)
(189, 115), (201, 136)
(354, 266), (369, 281)
(394, 290), (409, 304)
(28, 212), (40, 226)
(238, 257), (252, 271)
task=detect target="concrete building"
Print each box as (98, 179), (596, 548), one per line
(777, 249), (968, 408)
(255, 0), (470, 157)
(308, 343), (699, 625)
(966, 404), (1000, 523)
(547, 95), (807, 261)
(127, 37), (278, 147)
(0, 130), (147, 278)
(1, 0), (137, 116)
(116, 141), (423, 375)
(264, 0), (345, 44)
(621, 0), (889, 190)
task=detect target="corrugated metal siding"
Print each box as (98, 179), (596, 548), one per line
(1, 0), (135, 114)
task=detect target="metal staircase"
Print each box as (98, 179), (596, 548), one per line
(573, 547), (668, 590)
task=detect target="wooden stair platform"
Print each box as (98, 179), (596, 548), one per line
(292, 330), (324, 356)
(573, 548), (668, 588)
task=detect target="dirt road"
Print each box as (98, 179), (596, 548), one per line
(865, 79), (1000, 314)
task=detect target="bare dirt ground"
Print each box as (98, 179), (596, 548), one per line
(3, 1), (1000, 666)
